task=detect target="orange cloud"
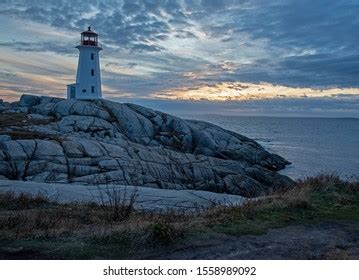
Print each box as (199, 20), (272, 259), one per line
(151, 82), (359, 101)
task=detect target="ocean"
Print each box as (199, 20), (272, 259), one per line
(179, 115), (359, 180)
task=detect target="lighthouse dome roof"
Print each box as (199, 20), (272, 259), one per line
(81, 26), (97, 35)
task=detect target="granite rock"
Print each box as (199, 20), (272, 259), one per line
(0, 95), (293, 197)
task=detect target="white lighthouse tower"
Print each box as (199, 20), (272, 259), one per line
(67, 27), (102, 100)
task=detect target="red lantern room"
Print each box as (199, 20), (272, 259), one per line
(80, 26), (98, 46)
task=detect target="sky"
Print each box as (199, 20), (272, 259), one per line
(0, 0), (359, 117)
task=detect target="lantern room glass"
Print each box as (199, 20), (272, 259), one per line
(80, 27), (98, 46)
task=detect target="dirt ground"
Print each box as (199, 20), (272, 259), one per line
(146, 222), (359, 260)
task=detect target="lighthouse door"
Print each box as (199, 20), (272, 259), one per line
(70, 86), (76, 98)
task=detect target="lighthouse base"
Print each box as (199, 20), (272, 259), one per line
(67, 83), (102, 100)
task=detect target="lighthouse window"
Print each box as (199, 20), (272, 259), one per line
(91, 53), (94, 60)
(91, 69), (94, 76)
(91, 86), (95, 93)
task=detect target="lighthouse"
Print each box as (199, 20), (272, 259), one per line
(67, 27), (102, 100)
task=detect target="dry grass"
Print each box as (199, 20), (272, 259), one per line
(0, 191), (49, 210)
(0, 173), (358, 259)
(0, 190), (188, 247)
(0, 112), (54, 127)
(0, 112), (61, 141)
(1, 130), (63, 141)
(199, 173), (359, 235)
(96, 185), (139, 222)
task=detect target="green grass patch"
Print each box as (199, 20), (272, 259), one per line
(205, 174), (359, 236)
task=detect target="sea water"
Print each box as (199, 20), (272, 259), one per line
(180, 115), (359, 180)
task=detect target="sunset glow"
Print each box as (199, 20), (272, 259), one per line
(152, 82), (359, 101)
(0, 0), (358, 116)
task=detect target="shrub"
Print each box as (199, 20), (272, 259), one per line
(148, 222), (178, 245)
(96, 186), (138, 222)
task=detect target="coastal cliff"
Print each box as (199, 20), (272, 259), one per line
(0, 95), (292, 197)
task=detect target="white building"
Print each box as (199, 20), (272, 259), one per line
(67, 27), (102, 100)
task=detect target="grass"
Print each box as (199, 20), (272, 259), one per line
(204, 173), (359, 235)
(0, 112), (61, 141)
(0, 173), (358, 259)
(2, 130), (63, 141)
(0, 192), (49, 210)
(0, 189), (187, 259)
(0, 112), (54, 127)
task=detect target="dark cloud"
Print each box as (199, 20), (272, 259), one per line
(122, 2), (142, 15)
(127, 63), (137, 68)
(0, 0), (358, 109)
(0, 40), (75, 55)
(276, 54), (359, 87)
(191, 0), (359, 87)
(200, 0), (228, 11)
(1, 0), (174, 52)
(174, 30), (197, 39)
(131, 43), (165, 52)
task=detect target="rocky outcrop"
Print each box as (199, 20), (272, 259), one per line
(0, 180), (246, 212)
(0, 94), (293, 197)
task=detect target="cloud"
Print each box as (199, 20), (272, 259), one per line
(110, 96), (359, 118)
(1, 0), (173, 52)
(0, 0), (358, 117)
(150, 81), (359, 101)
(131, 43), (165, 53)
(0, 40), (74, 54)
